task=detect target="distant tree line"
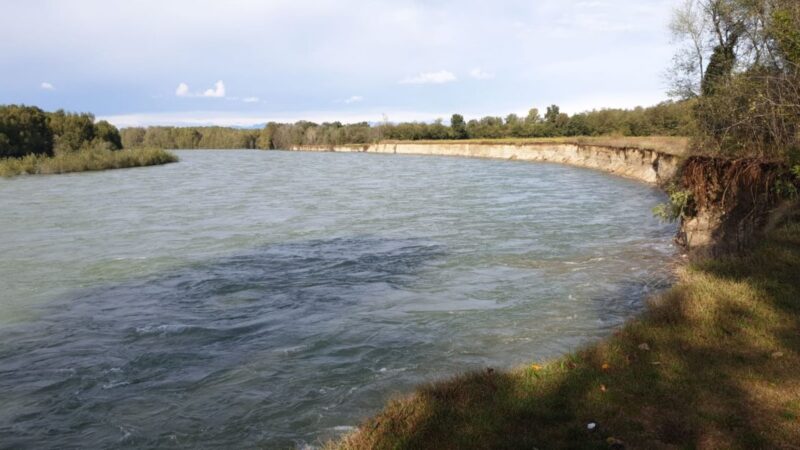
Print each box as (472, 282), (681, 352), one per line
(120, 101), (695, 150)
(120, 126), (260, 150)
(0, 105), (122, 158)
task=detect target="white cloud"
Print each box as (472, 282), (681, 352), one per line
(5, 0), (676, 121)
(40, 82), (55, 90)
(399, 70), (457, 85)
(243, 96), (260, 103)
(344, 95), (364, 104)
(203, 80), (225, 98)
(175, 80), (226, 98)
(469, 68), (494, 80)
(175, 82), (190, 96)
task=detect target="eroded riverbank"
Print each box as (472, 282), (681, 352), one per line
(290, 142), (682, 185)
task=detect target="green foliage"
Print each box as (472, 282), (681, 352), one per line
(0, 105), (53, 158)
(0, 104), (168, 176)
(118, 102), (695, 151)
(771, 7), (800, 65)
(701, 43), (738, 96)
(777, 164), (800, 199)
(382, 101), (694, 142)
(671, 0), (800, 160)
(0, 105), (125, 159)
(653, 186), (693, 222)
(93, 120), (123, 150)
(544, 104), (560, 123)
(120, 126), (258, 150)
(450, 114), (468, 139)
(774, 178), (798, 199)
(47, 110), (98, 153)
(256, 122), (279, 149)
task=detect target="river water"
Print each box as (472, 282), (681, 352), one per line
(0, 150), (676, 448)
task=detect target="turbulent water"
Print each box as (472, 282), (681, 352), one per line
(0, 150), (676, 448)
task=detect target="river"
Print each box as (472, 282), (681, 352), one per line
(0, 150), (676, 448)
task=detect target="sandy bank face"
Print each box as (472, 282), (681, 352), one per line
(290, 142), (681, 185)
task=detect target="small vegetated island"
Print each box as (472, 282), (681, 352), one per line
(0, 105), (177, 177)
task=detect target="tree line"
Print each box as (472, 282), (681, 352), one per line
(119, 100), (695, 151)
(120, 126), (260, 150)
(0, 105), (123, 158)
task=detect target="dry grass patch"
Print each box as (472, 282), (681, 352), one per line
(329, 221), (800, 450)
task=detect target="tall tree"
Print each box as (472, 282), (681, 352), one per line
(669, 0), (710, 98)
(450, 114), (468, 139)
(545, 105), (561, 124)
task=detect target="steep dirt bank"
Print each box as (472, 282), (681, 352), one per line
(290, 143), (681, 185)
(678, 156), (798, 255)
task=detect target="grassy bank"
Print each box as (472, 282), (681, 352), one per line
(331, 217), (800, 449)
(377, 136), (690, 156)
(0, 147), (178, 177)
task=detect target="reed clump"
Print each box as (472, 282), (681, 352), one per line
(0, 147), (178, 177)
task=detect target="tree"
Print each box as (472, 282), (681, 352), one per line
(545, 105), (561, 124)
(770, 4), (800, 66)
(47, 110), (96, 154)
(450, 114), (468, 139)
(525, 108), (541, 124)
(257, 122), (279, 149)
(0, 105), (53, 158)
(94, 120), (122, 150)
(669, 0), (709, 98)
(669, 0), (800, 158)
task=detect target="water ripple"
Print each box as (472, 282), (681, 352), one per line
(0, 150), (677, 448)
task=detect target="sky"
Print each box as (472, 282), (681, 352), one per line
(0, 0), (681, 127)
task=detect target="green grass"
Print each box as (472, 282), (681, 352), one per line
(330, 218), (800, 449)
(0, 147), (178, 177)
(376, 136), (690, 156)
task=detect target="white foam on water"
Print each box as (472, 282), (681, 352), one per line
(102, 380), (130, 390)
